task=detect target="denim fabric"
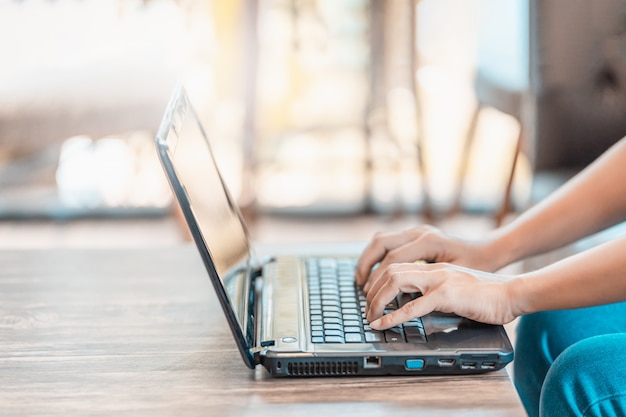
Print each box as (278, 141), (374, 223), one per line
(513, 302), (626, 417)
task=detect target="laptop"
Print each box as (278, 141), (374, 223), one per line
(155, 85), (514, 377)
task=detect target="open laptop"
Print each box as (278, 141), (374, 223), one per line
(155, 85), (514, 377)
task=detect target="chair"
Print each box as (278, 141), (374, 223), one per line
(454, 0), (529, 226)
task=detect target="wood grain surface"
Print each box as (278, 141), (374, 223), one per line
(0, 246), (526, 417)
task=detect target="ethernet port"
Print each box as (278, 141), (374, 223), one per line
(364, 356), (381, 368)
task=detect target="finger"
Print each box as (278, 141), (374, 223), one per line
(365, 260), (429, 315)
(363, 244), (421, 293)
(366, 264), (426, 320)
(355, 230), (424, 286)
(362, 226), (444, 293)
(363, 239), (430, 293)
(365, 263), (399, 317)
(370, 296), (437, 330)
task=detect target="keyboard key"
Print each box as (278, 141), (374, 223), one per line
(307, 257), (370, 345)
(345, 333), (364, 343)
(365, 332), (384, 342)
(404, 327), (424, 337)
(404, 326), (427, 343)
(344, 326), (361, 333)
(312, 336), (324, 343)
(406, 334), (427, 343)
(325, 336), (344, 343)
(384, 329), (405, 343)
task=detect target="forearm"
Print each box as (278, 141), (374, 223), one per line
(510, 234), (626, 316)
(487, 137), (626, 267)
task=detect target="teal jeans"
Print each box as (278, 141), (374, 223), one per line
(514, 302), (626, 416)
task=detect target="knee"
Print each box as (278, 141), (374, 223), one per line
(514, 314), (558, 417)
(540, 334), (626, 417)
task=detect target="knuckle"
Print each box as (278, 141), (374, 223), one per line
(385, 250), (401, 263)
(371, 232), (388, 247)
(386, 269), (402, 285)
(373, 231), (386, 240)
(411, 224), (436, 238)
(369, 241), (385, 256)
(412, 224), (434, 234)
(385, 263), (402, 274)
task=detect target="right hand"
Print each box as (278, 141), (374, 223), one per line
(354, 225), (504, 293)
(363, 261), (518, 330)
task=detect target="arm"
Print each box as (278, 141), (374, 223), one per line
(356, 136), (626, 291)
(487, 136), (626, 266)
(366, 234), (626, 329)
(511, 233), (626, 314)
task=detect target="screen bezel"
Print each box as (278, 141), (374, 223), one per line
(155, 85), (256, 369)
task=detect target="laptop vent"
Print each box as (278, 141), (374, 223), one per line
(287, 361), (359, 376)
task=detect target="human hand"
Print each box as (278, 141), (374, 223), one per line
(365, 262), (518, 330)
(355, 225), (503, 293)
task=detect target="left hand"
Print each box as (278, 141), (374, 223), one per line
(365, 262), (518, 330)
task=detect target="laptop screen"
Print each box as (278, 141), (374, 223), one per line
(155, 87), (255, 363)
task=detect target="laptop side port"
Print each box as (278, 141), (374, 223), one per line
(481, 362), (496, 370)
(405, 359), (425, 370)
(437, 358), (455, 367)
(364, 356), (382, 368)
(461, 361), (477, 370)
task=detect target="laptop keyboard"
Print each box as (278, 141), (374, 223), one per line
(306, 257), (427, 344)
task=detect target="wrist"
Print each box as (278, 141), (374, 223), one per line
(479, 230), (522, 271)
(506, 275), (538, 318)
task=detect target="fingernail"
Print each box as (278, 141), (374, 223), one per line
(370, 319), (381, 330)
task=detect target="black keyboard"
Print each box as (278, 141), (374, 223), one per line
(306, 257), (427, 344)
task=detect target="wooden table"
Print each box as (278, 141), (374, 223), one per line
(0, 246), (526, 416)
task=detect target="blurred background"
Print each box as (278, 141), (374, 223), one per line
(1, 0), (625, 248)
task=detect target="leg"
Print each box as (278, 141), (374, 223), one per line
(513, 301), (626, 417)
(540, 333), (626, 417)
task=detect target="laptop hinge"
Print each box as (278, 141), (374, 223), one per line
(251, 266), (265, 358)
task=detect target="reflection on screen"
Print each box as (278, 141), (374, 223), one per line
(166, 102), (251, 329)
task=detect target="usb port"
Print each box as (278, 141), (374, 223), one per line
(481, 362), (496, 369)
(438, 358), (455, 367)
(461, 362), (477, 369)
